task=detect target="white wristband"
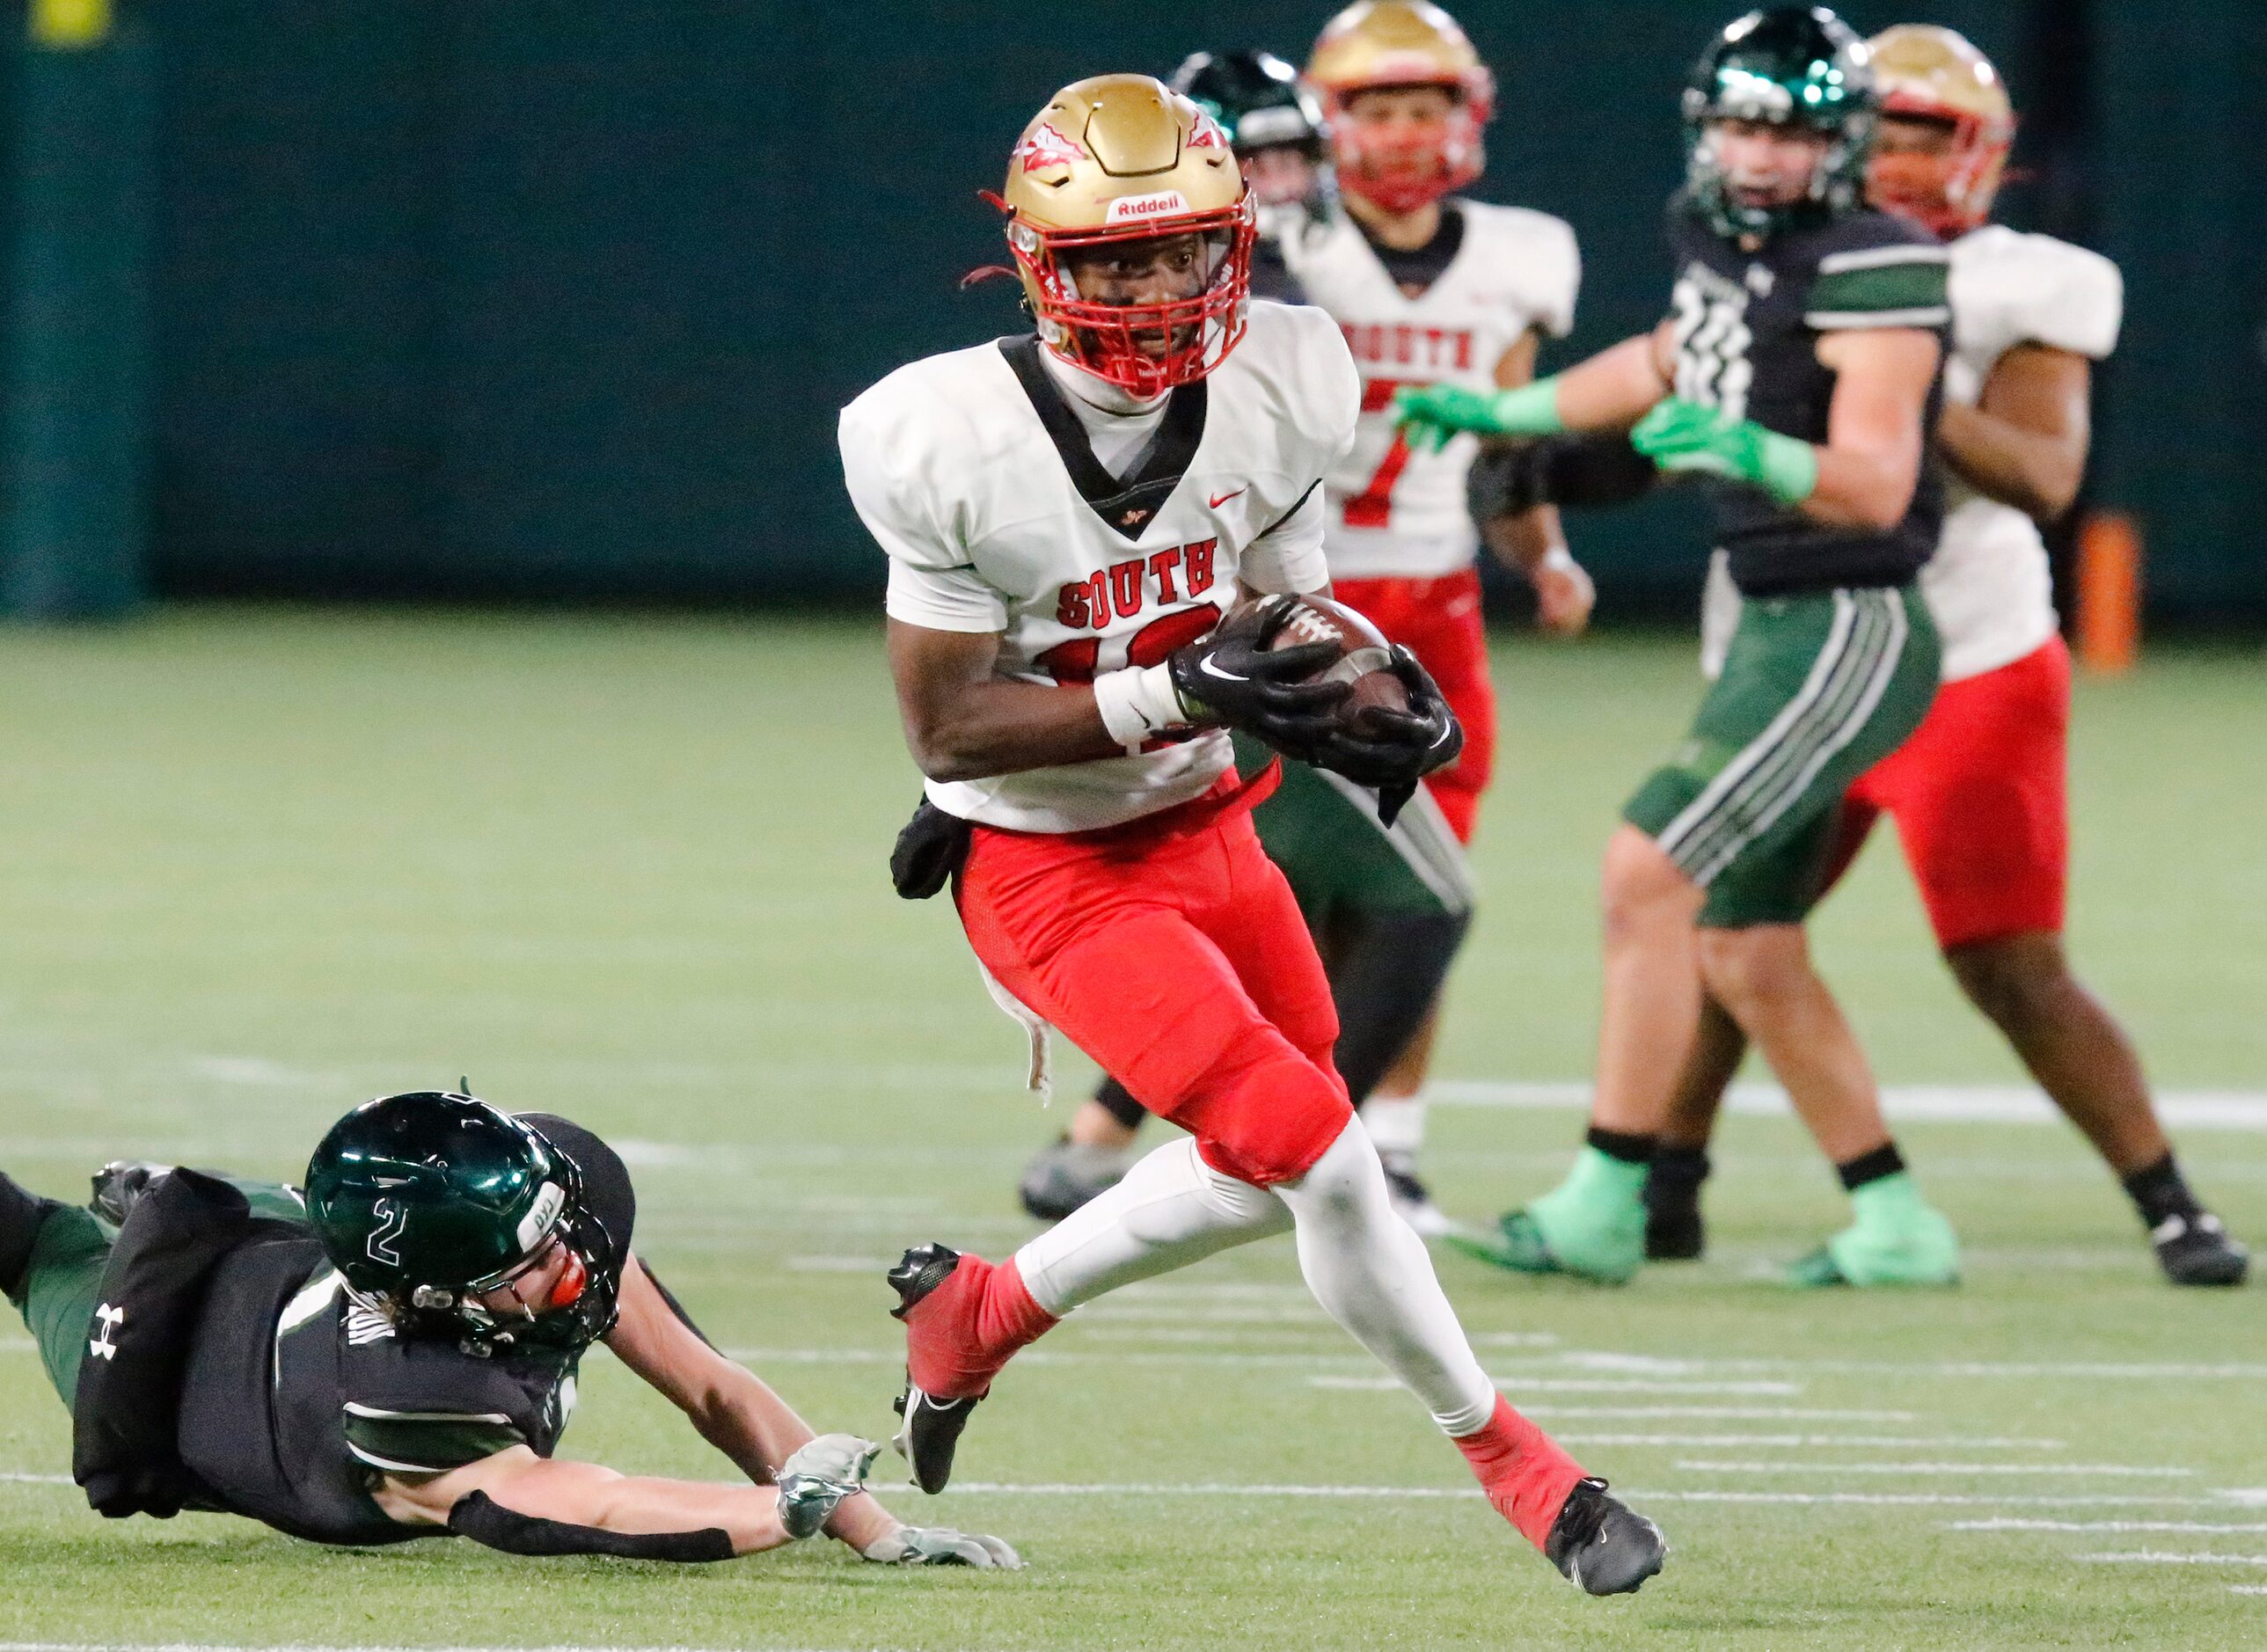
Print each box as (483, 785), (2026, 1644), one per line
(1093, 663), (1191, 753)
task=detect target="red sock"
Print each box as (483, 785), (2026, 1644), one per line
(904, 1253), (1057, 1400)
(1453, 1395), (1589, 1549)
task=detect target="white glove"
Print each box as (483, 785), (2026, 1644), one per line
(860, 1524), (1025, 1569)
(774, 1434), (879, 1540)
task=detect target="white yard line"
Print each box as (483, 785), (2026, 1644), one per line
(0, 1473), (71, 1485)
(2078, 1551), (2267, 1567)
(1517, 1352), (2267, 1383)
(1430, 1079), (2267, 1130)
(1677, 1459), (2189, 1478)
(1310, 1374), (1804, 1396)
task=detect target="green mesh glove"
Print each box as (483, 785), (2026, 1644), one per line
(1630, 398), (1818, 506)
(1392, 379), (1564, 453)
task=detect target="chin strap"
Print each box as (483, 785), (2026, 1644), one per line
(448, 1490), (733, 1562)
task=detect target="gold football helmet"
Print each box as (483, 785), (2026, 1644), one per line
(1867, 24), (2015, 237)
(997, 74), (1254, 397)
(1305, 1), (1493, 214)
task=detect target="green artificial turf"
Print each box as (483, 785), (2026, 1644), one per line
(0, 607), (2260, 1649)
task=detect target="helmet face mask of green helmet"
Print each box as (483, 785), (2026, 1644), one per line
(1683, 5), (1877, 241)
(1169, 48), (1340, 231)
(304, 1092), (622, 1357)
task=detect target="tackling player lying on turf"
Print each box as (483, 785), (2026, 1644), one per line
(839, 73), (1664, 1595)
(1020, 12), (1598, 1237)
(1400, 4), (1964, 1287)
(0, 1091), (1018, 1568)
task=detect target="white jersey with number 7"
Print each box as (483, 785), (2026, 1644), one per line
(1284, 200), (1580, 580)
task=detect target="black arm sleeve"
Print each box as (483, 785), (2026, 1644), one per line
(448, 1489), (735, 1561)
(1466, 435), (1658, 521)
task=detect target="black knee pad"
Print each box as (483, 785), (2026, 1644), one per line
(0, 1172), (62, 1301)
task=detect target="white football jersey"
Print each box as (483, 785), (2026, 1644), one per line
(1702, 225), (2122, 684)
(1284, 200), (1579, 580)
(839, 300), (1359, 833)
(1926, 225), (2122, 680)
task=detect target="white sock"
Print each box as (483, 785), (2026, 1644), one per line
(1360, 1092), (1430, 1159)
(1269, 1120), (1496, 1436)
(1013, 1136), (1290, 1316)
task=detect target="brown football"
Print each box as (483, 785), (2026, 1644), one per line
(1263, 594), (1408, 727)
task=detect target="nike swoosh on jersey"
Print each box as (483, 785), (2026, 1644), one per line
(1209, 487), (1247, 508)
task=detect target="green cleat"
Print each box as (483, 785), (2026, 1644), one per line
(1444, 1149), (1647, 1284)
(1788, 1173), (1960, 1288)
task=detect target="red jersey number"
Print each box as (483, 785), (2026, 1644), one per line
(1033, 603), (1221, 686)
(1345, 376), (1416, 530)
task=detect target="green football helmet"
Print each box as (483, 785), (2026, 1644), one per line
(304, 1092), (621, 1355)
(1682, 5), (1877, 240)
(1169, 49), (1338, 228)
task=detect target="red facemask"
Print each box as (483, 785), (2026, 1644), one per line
(1005, 203), (1258, 398)
(1320, 75), (1494, 216)
(1867, 99), (2014, 238)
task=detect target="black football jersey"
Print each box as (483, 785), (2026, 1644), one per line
(172, 1115), (634, 1546)
(1664, 194), (1951, 596)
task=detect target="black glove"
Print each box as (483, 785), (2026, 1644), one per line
(1167, 597), (1348, 758)
(890, 798), (972, 900)
(1313, 646), (1463, 827)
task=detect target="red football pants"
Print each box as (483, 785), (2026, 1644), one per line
(1823, 636), (2072, 948)
(954, 784), (1355, 1187)
(1333, 568), (1495, 844)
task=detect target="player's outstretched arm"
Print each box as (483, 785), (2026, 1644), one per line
(373, 1443), (818, 1556)
(1393, 326), (1672, 451)
(598, 1253), (1021, 1566)
(601, 1252), (898, 1553)
(1630, 327), (1941, 530)
(1936, 342), (2092, 523)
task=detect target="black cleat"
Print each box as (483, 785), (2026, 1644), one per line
(888, 1241), (964, 1321)
(888, 1243), (984, 1495)
(90, 1161), (173, 1228)
(1545, 1477), (1667, 1596)
(2153, 1211), (2249, 1288)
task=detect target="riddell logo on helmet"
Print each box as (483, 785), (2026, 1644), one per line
(1105, 191), (1192, 224)
(1016, 122), (1085, 172)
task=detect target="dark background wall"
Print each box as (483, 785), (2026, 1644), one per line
(67, 2), (2267, 617)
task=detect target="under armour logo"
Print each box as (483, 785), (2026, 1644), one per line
(90, 1302), (125, 1361)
